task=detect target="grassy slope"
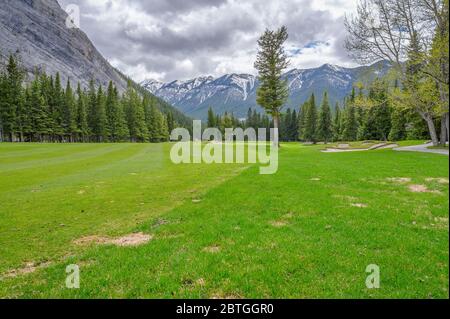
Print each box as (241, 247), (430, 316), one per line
(0, 143), (448, 298)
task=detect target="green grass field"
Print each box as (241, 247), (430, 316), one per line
(0, 142), (448, 298)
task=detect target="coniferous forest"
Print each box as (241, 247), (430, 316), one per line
(0, 55), (177, 143)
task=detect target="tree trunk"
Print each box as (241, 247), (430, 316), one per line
(445, 113), (450, 145)
(416, 109), (439, 146)
(440, 113), (448, 146)
(273, 113), (280, 148)
(424, 115), (439, 146)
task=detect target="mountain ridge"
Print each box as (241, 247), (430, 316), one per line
(142, 61), (391, 119)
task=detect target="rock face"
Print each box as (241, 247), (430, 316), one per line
(0, 0), (128, 91)
(142, 61), (391, 119)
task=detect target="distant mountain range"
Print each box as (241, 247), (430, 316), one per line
(142, 61), (391, 119)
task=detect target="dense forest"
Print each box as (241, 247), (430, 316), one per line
(0, 55), (180, 143)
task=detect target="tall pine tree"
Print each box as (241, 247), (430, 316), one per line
(317, 92), (332, 143)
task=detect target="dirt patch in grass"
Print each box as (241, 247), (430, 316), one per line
(408, 184), (442, 194)
(333, 195), (359, 201)
(152, 218), (169, 228)
(351, 203), (368, 208)
(387, 177), (412, 184)
(269, 220), (288, 228)
(74, 232), (152, 247)
(211, 292), (243, 299)
(425, 178), (449, 184)
(203, 245), (221, 253)
(2, 261), (52, 279)
(196, 278), (206, 287)
(310, 178), (321, 181)
(284, 212), (295, 219)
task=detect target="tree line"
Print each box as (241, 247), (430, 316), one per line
(206, 74), (430, 144)
(0, 55), (176, 143)
(297, 81), (429, 144)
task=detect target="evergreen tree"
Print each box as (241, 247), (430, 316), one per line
(221, 112), (233, 134)
(95, 86), (108, 142)
(364, 80), (391, 141)
(146, 103), (163, 143)
(63, 79), (77, 141)
(86, 81), (108, 142)
(317, 92), (333, 143)
(280, 109), (291, 141)
(333, 103), (341, 142)
(75, 84), (89, 142)
(303, 94), (318, 143)
(207, 107), (216, 128)
(0, 55), (24, 141)
(406, 109), (429, 140)
(87, 80), (97, 142)
(52, 73), (64, 140)
(298, 102), (307, 141)
(389, 107), (407, 141)
(341, 100), (358, 141)
(158, 112), (169, 142)
(254, 26), (290, 147)
(289, 109), (298, 141)
(246, 108), (253, 129)
(105, 81), (123, 142)
(116, 99), (130, 142)
(19, 86), (33, 141)
(30, 74), (51, 142)
(15, 85), (27, 142)
(124, 84), (148, 142)
(166, 111), (175, 134)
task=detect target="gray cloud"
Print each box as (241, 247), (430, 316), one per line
(135, 0), (228, 14)
(57, 0), (358, 82)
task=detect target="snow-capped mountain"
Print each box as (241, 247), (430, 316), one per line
(141, 61), (391, 119)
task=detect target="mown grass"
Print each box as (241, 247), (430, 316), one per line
(0, 142), (448, 298)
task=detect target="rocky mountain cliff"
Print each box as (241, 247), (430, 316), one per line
(142, 61), (391, 119)
(0, 0), (128, 91)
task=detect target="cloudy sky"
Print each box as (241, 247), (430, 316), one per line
(58, 0), (359, 83)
